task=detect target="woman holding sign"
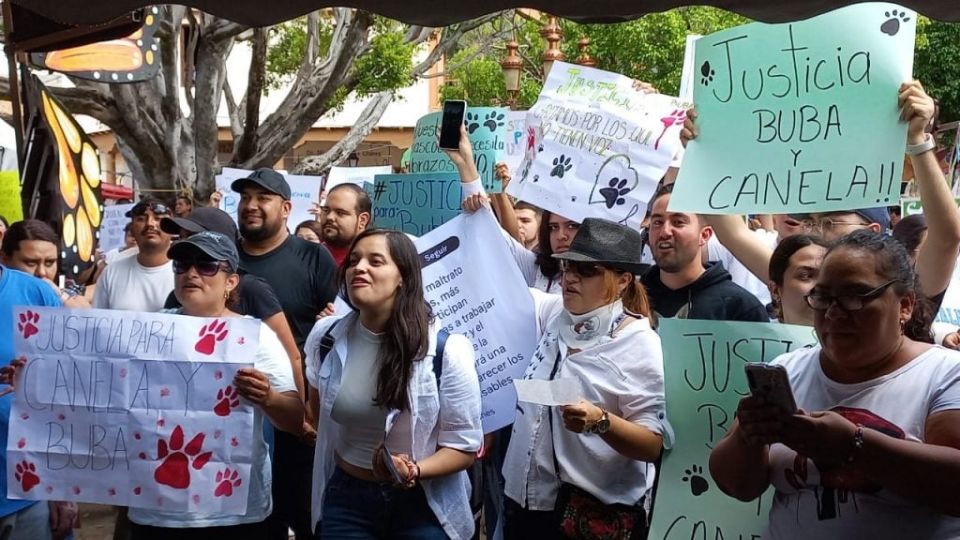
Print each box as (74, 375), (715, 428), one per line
(710, 230), (960, 539)
(127, 231), (303, 538)
(304, 228), (482, 540)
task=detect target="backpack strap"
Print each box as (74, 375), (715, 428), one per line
(432, 328), (449, 386)
(315, 319), (341, 369)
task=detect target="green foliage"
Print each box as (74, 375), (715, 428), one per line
(352, 30), (415, 96)
(914, 19), (960, 122)
(264, 17), (331, 90)
(437, 49), (541, 108)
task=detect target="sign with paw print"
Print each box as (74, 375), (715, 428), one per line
(7, 307), (259, 514)
(671, 3), (916, 215)
(409, 107), (508, 192)
(648, 319), (818, 539)
(508, 61), (688, 229)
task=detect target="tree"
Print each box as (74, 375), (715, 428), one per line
(2, 8), (497, 198)
(914, 19), (960, 124)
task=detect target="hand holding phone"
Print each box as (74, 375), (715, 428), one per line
(439, 100), (466, 150)
(744, 363), (798, 415)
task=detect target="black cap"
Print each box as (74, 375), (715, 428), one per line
(167, 231), (239, 271)
(160, 207), (239, 242)
(553, 218), (646, 274)
(125, 198), (171, 218)
(230, 168), (291, 200)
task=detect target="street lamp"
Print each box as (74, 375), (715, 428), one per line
(347, 151), (359, 167)
(500, 39), (522, 110)
(576, 37), (597, 67)
(540, 16), (565, 79)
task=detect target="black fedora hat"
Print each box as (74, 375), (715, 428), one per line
(553, 218), (645, 274)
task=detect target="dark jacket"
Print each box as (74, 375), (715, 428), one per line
(641, 261), (769, 322)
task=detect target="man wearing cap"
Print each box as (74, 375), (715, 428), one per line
(93, 198), (175, 312)
(812, 207), (891, 241)
(232, 168), (337, 540)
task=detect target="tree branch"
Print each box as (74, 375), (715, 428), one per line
(233, 27), (267, 163)
(410, 13), (500, 78)
(222, 78), (243, 141)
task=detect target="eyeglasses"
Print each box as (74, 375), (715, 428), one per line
(560, 260), (604, 278)
(815, 219), (868, 233)
(804, 280), (896, 312)
(783, 218), (815, 230)
(173, 259), (228, 277)
(130, 202), (170, 217)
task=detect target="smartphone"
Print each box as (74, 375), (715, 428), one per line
(439, 100), (467, 150)
(744, 363), (798, 414)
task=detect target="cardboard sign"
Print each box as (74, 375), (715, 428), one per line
(649, 319), (818, 539)
(368, 173), (463, 236)
(671, 3), (916, 214)
(8, 307), (260, 514)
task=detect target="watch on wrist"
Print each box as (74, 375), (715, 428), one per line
(589, 409), (611, 434)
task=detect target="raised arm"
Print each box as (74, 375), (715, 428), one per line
(903, 81), (960, 297)
(703, 214), (775, 283)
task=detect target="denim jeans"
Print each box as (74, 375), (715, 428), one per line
(320, 466), (448, 540)
(0, 502), (52, 540)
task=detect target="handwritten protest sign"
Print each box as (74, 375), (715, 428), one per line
(409, 107), (508, 192)
(0, 171), (22, 222)
(508, 61), (687, 228)
(216, 168), (321, 232)
(671, 4), (916, 215)
(413, 209), (537, 432)
(8, 307), (260, 514)
(900, 196), (960, 217)
(368, 173), (463, 236)
(325, 166), (392, 192)
(503, 111), (528, 174)
(97, 203), (135, 253)
(649, 319), (818, 540)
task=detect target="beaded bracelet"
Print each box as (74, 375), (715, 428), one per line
(846, 424), (865, 464)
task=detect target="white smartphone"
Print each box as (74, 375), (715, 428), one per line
(744, 363), (798, 414)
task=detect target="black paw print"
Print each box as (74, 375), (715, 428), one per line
(537, 143), (544, 153)
(682, 464), (709, 496)
(700, 60), (715, 86)
(465, 112), (481, 134)
(483, 111), (505, 132)
(550, 155), (573, 178)
(532, 174), (540, 183)
(598, 177), (632, 208)
(881, 9), (911, 36)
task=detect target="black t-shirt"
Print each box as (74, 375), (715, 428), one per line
(164, 274), (283, 320)
(239, 235), (337, 350)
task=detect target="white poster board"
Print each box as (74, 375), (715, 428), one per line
(97, 203), (135, 253)
(326, 166), (392, 192)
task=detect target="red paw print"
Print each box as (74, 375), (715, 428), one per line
(153, 425), (213, 490)
(16, 438), (26, 449)
(214, 467), (242, 498)
(214, 385), (240, 417)
(14, 460), (39, 492)
(17, 311), (40, 340)
(194, 319), (228, 355)
(655, 109), (688, 150)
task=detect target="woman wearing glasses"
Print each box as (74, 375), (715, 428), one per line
(501, 218), (671, 540)
(128, 231), (304, 538)
(710, 229), (960, 539)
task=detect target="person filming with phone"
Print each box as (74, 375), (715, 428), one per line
(710, 229), (960, 539)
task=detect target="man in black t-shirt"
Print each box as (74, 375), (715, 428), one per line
(232, 168), (336, 540)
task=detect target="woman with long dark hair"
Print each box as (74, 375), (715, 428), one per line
(305, 229), (482, 539)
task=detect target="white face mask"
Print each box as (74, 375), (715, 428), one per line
(558, 300), (624, 350)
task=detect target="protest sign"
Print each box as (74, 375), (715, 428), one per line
(97, 203), (135, 253)
(8, 307), (260, 514)
(0, 171), (22, 222)
(503, 111), (527, 174)
(934, 260), (960, 326)
(325, 166), (392, 192)
(649, 319), (818, 540)
(368, 173), (462, 236)
(409, 107), (508, 193)
(900, 196), (960, 217)
(413, 209), (537, 432)
(671, 4), (916, 215)
(508, 61), (687, 228)
(216, 168), (321, 232)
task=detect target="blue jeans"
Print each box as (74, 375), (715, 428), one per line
(321, 467), (448, 540)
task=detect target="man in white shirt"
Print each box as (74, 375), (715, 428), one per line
(93, 198), (175, 312)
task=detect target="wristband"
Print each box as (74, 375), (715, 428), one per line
(906, 133), (935, 156)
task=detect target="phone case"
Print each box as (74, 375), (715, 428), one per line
(745, 363), (798, 414)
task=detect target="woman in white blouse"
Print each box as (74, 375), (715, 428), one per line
(304, 228), (482, 540)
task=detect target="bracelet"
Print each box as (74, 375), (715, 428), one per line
(846, 424), (865, 464)
(906, 133), (936, 156)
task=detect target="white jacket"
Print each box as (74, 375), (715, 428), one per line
(305, 312), (482, 540)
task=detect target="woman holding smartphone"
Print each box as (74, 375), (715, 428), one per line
(710, 230), (960, 539)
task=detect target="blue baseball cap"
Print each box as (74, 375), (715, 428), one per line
(853, 207), (892, 231)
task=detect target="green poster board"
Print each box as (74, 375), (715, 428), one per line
(0, 171), (22, 222)
(367, 172), (463, 236)
(409, 107), (508, 193)
(671, 3), (915, 215)
(649, 319), (818, 539)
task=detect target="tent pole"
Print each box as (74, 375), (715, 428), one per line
(2, 1), (25, 173)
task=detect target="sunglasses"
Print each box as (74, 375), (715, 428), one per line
(560, 260), (605, 278)
(130, 202), (170, 217)
(173, 259), (229, 277)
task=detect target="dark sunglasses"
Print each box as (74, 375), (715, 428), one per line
(173, 259), (229, 277)
(130, 202), (170, 217)
(560, 259), (605, 278)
